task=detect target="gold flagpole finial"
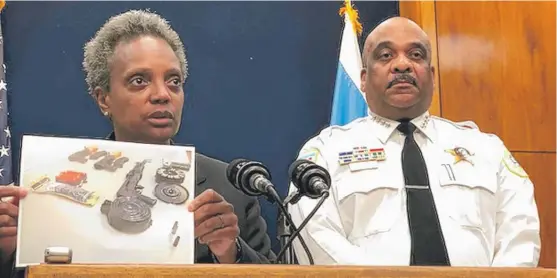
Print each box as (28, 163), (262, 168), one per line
(339, 0), (363, 36)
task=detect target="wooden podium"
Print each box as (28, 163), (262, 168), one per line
(26, 264), (557, 278)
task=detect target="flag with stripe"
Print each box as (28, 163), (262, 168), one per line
(0, 3), (13, 186)
(330, 0), (368, 126)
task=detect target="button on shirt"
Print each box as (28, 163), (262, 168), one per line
(287, 112), (540, 266)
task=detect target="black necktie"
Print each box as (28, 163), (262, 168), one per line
(397, 120), (451, 266)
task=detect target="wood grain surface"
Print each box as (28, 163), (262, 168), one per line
(435, 1), (556, 152)
(26, 264), (557, 278)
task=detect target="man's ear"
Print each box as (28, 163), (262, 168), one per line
(360, 68), (367, 92)
(430, 65), (436, 88)
(93, 87), (110, 115)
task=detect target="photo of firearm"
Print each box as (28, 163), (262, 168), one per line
(94, 151), (129, 172)
(100, 159), (157, 233)
(68, 146), (98, 164)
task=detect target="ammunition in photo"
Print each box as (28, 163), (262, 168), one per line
(171, 221), (178, 235)
(29, 176), (50, 191)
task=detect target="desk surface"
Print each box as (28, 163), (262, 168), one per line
(26, 264), (557, 278)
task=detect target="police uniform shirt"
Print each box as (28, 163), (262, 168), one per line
(287, 112), (540, 266)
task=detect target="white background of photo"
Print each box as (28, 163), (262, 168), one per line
(16, 135), (195, 266)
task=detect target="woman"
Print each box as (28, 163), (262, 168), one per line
(0, 9), (274, 277)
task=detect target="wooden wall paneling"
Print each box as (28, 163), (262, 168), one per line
(435, 1), (556, 152)
(512, 152), (556, 268)
(398, 0), (441, 117)
(401, 0), (556, 268)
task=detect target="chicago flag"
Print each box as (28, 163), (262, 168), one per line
(329, 0), (368, 126)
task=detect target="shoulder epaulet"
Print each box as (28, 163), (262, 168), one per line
(431, 116), (479, 130)
(323, 116), (369, 135)
(455, 120), (479, 130)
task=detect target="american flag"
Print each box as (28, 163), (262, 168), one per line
(0, 9), (13, 186)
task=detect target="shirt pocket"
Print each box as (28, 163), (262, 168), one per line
(335, 161), (404, 239)
(438, 165), (497, 232)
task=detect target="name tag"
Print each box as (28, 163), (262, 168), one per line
(348, 161), (378, 172)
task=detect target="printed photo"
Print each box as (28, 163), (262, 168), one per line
(16, 135), (195, 266)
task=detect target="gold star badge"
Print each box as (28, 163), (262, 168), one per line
(445, 147), (474, 165)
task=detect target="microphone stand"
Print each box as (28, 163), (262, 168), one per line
(274, 190), (329, 265)
(266, 188), (313, 265)
(276, 212), (293, 264)
(277, 190), (305, 264)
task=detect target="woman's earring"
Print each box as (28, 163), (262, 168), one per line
(103, 111), (110, 117)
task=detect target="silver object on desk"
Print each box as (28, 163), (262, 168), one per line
(44, 247), (72, 264)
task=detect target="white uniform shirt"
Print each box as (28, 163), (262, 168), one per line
(287, 112), (540, 267)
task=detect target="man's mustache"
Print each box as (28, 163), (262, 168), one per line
(387, 74), (417, 89)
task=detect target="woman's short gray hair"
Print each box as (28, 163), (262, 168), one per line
(82, 9), (188, 95)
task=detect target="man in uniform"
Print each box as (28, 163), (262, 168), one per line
(288, 17), (540, 266)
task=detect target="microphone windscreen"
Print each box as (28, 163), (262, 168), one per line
(226, 158), (249, 187)
(288, 159), (310, 181)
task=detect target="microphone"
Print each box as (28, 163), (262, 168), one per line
(226, 158), (275, 197)
(274, 159), (332, 264)
(288, 159), (331, 199)
(226, 158), (315, 265)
